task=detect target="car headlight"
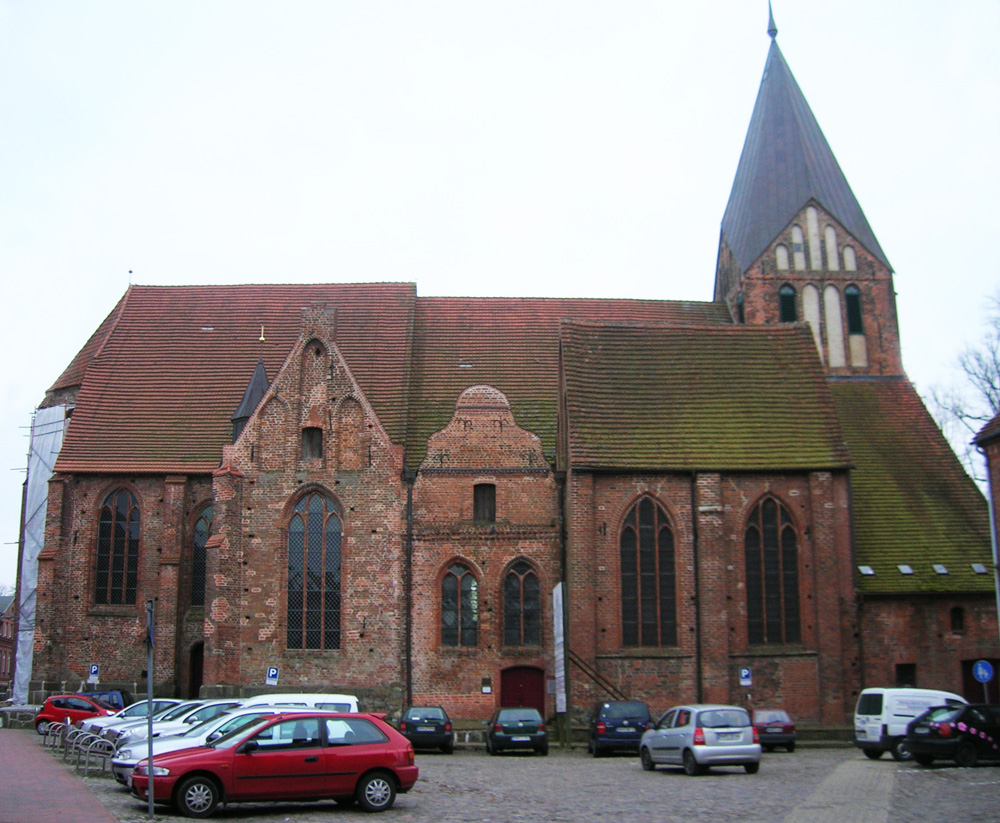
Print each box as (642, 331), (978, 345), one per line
(134, 763), (170, 777)
(118, 749), (133, 760)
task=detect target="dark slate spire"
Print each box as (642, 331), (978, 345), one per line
(767, 1), (777, 39)
(720, 25), (890, 274)
(231, 356), (270, 442)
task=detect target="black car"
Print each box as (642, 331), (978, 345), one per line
(906, 703), (1000, 767)
(484, 707), (548, 755)
(398, 705), (455, 753)
(586, 700), (651, 757)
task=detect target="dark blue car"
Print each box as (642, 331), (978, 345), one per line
(587, 700), (652, 757)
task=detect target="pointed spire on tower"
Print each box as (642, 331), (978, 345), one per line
(767, 1), (777, 40)
(231, 356), (270, 442)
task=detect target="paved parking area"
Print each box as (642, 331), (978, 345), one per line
(76, 745), (1000, 823)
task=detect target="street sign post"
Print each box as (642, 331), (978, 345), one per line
(973, 659), (994, 703)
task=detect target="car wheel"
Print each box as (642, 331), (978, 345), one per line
(441, 740), (455, 754)
(890, 738), (913, 762)
(485, 736), (496, 756)
(640, 747), (655, 771)
(862, 748), (883, 760)
(913, 753), (935, 767)
(592, 740), (604, 758)
(763, 744), (773, 753)
(786, 742), (796, 753)
(175, 775), (219, 819)
(538, 743), (549, 756)
(34, 720), (50, 735)
(744, 761), (760, 774)
(356, 771), (396, 812)
(683, 749), (703, 776)
(954, 742), (979, 768)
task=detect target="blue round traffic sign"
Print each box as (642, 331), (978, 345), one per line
(973, 660), (994, 684)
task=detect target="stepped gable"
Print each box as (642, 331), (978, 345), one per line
(561, 319), (849, 471)
(829, 379), (991, 593)
(53, 282), (416, 474)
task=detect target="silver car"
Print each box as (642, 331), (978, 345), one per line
(639, 704), (761, 775)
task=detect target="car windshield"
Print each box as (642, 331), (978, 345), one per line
(498, 709), (540, 722)
(158, 703), (200, 721)
(316, 702), (354, 711)
(604, 702), (649, 720)
(406, 708), (445, 721)
(698, 709), (750, 728)
(209, 717), (274, 749)
(755, 710), (790, 723)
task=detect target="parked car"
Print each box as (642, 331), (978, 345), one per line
(112, 706), (316, 784)
(639, 704), (761, 775)
(113, 699), (243, 748)
(129, 712), (419, 816)
(398, 705), (455, 753)
(483, 707), (548, 756)
(586, 700), (652, 757)
(76, 688), (134, 710)
(34, 694), (115, 734)
(240, 692), (360, 712)
(906, 703), (1000, 767)
(104, 700), (208, 744)
(76, 699), (182, 736)
(753, 708), (797, 752)
(854, 687), (966, 761)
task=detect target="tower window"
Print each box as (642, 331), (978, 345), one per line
(791, 226), (806, 270)
(301, 427), (323, 460)
(845, 285), (864, 334)
(775, 245), (789, 270)
(825, 226), (840, 270)
(779, 284), (797, 323)
(843, 246), (857, 271)
(474, 483), (496, 525)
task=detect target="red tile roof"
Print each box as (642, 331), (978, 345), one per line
(52, 283), (416, 473)
(561, 320), (850, 470)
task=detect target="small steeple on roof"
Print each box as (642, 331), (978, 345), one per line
(231, 356), (270, 437)
(720, 12), (890, 274)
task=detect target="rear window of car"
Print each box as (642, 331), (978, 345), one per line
(325, 717), (389, 745)
(857, 693), (883, 715)
(406, 708), (445, 721)
(603, 702), (650, 720)
(698, 709), (750, 728)
(498, 709), (541, 723)
(754, 710), (790, 723)
(316, 702), (355, 711)
(922, 705), (963, 723)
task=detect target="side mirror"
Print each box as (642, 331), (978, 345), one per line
(238, 740), (259, 754)
(206, 732), (221, 743)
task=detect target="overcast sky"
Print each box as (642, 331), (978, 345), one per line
(1, 1), (998, 590)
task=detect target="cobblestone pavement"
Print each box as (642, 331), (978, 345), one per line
(77, 746), (1000, 823)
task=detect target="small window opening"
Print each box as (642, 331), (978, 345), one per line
(950, 606), (965, 633)
(845, 285), (863, 334)
(779, 284), (797, 322)
(895, 663), (917, 687)
(474, 483), (496, 525)
(301, 427), (323, 460)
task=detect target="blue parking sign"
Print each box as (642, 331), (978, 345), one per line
(973, 660), (994, 684)
(265, 666), (279, 686)
(739, 667), (752, 686)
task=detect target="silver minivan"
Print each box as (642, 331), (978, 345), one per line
(640, 704), (762, 775)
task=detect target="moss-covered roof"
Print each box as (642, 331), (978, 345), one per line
(829, 379), (992, 594)
(561, 321), (850, 471)
(406, 298), (731, 470)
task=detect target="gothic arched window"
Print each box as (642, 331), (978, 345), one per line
(620, 497), (677, 647)
(845, 285), (864, 334)
(442, 562), (478, 647)
(95, 488), (140, 605)
(504, 559), (540, 646)
(190, 505), (212, 607)
(287, 492), (342, 650)
(745, 497), (801, 644)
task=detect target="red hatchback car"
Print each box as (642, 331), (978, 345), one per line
(34, 694), (115, 734)
(130, 712), (418, 817)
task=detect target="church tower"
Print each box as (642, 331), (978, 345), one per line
(714, 8), (903, 377)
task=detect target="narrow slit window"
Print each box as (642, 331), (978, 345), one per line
(301, 427), (323, 460)
(845, 285), (864, 334)
(474, 483), (496, 525)
(779, 284), (797, 322)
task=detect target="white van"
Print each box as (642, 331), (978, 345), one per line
(240, 693), (360, 712)
(854, 687), (966, 761)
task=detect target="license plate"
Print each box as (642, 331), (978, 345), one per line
(914, 727), (929, 734)
(717, 732), (740, 741)
(417, 726), (435, 732)
(766, 727), (782, 733)
(511, 735), (530, 741)
(617, 727), (634, 733)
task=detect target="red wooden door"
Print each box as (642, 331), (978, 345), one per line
(500, 666), (545, 716)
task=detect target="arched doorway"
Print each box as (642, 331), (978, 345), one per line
(187, 642), (204, 698)
(500, 666), (545, 717)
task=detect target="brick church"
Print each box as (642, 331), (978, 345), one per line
(19, 15), (998, 724)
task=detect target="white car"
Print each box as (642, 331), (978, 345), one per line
(110, 705), (314, 784)
(103, 700), (206, 743)
(112, 699), (242, 747)
(75, 698), (181, 736)
(640, 704), (762, 775)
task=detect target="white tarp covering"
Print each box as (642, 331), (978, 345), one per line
(13, 406), (68, 704)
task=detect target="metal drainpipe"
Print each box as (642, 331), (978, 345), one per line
(689, 472), (703, 703)
(404, 470), (415, 709)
